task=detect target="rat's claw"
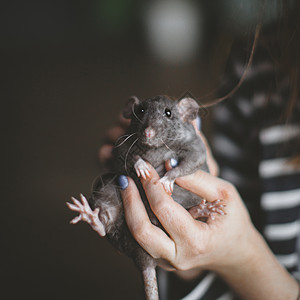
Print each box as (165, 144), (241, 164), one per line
(71, 196), (82, 208)
(70, 215), (82, 224)
(66, 202), (81, 212)
(144, 168), (150, 177)
(136, 168), (140, 177)
(134, 158), (151, 179)
(140, 169), (146, 179)
(80, 194), (89, 206)
(68, 194), (106, 237)
(188, 199), (226, 220)
(159, 176), (174, 195)
(216, 208), (225, 215)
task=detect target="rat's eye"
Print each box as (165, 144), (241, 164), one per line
(136, 106), (145, 115)
(165, 108), (172, 118)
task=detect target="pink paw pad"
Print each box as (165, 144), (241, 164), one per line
(188, 199), (225, 221)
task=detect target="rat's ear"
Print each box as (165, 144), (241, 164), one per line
(123, 96), (140, 119)
(176, 97), (199, 122)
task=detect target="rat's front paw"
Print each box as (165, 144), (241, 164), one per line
(188, 199), (225, 221)
(67, 194), (106, 237)
(134, 158), (150, 179)
(159, 176), (175, 195)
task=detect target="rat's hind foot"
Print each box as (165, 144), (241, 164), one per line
(159, 176), (175, 195)
(134, 158), (151, 179)
(67, 194), (106, 237)
(188, 199), (225, 221)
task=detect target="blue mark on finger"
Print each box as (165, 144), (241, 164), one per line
(170, 158), (178, 168)
(196, 115), (201, 131)
(118, 175), (129, 190)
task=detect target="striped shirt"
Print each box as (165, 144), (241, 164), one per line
(158, 41), (300, 299)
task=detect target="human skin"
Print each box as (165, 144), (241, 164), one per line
(120, 165), (299, 300)
(99, 115), (299, 299)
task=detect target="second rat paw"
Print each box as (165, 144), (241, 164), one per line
(67, 194), (106, 237)
(134, 158), (151, 179)
(159, 176), (175, 195)
(188, 199), (226, 221)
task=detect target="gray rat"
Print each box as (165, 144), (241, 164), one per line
(67, 95), (224, 300)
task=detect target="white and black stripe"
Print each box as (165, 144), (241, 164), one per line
(158, 40), (300, 299)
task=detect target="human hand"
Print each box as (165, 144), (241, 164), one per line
(98, 113), (130, 167)
(191, 118), (219, 176)
(120, 163), (258, 273)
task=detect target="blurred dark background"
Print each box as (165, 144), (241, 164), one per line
(2, 0), (258, 299)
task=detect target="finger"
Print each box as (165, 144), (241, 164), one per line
(93, 208), (100, 216)
(99, 144), (113, 164)
(70, 215), (82, 224)
(140, 164), (200, 240)
(106, 126), (126, 143)
(66, 202), (81, 212)
(80, 194), (89, 207)
(71, 196), (82, 208)
(118, 113), (131, 127)
(121, 177), (175, 260)
(190, 118), (219, 176)
(175, 169), (235, 203)
(197, 131), (219, 177)
(191, 118), (201, 134)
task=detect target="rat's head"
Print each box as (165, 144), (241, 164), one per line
(123, 95), (199, 147)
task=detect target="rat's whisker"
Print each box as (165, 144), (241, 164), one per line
(132, 103), (142, 123)
(91, 174), (118, 190)
(114, 132), (137, 148)
(165, 136), (180, 141)
(125, 137), (139, 174)
(99, 174), (104, 187)
(160, 138), (173, 151)
(115, 133), (131, 145)
(92, 184), (120, 193)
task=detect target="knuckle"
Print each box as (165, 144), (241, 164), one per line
(132, 223), (151, 243)
(190, 241), (202, 255)
(186, 240), (203, 257)
(173, 259), (192, 271)
(217, 181), (236, 200)
(172, 243), (203, 271)
(122, 192), (134, 207)
(152, 201), (171, 218)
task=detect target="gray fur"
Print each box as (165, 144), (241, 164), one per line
(89, 95), (209, 300)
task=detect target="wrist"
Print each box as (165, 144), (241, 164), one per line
(206, 223), (260, 274)
(175, 267), (204, 281)
(213, 228), (299, 300)
(227, 226), (263, 270)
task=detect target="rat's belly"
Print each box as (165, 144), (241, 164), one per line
(142, 147), (175, 169)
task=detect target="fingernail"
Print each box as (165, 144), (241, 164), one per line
(170, 158), (178, 168)
(196, 116), (201, 131)
(118, 175), (129, 190)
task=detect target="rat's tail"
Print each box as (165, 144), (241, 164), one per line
(142, 266), (159, 300)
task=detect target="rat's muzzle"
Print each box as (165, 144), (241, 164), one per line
(144, 126), (156, 139)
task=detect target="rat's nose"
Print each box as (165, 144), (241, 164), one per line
(144, 126), (156, 139)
